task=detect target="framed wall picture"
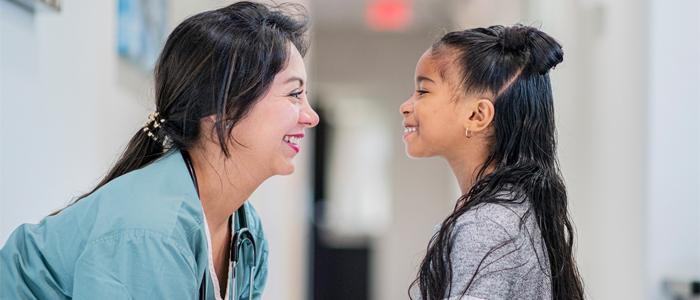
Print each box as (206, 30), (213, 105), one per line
(117, 0), (168, 70)
(6, 0), (61, 12)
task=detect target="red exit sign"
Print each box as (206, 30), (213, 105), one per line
(365, 0), (412, 31)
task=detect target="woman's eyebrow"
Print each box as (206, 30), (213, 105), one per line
(283, 76), (304, 87)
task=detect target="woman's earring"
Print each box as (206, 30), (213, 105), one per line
(465, 127), (472, 138)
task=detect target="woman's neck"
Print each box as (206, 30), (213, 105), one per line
(187, 147), (266, 234)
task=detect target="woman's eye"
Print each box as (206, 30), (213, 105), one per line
(289, 90), (304, 101)
(416, 90), (428, 96)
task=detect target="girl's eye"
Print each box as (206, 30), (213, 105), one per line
(416, 90), (428, 96)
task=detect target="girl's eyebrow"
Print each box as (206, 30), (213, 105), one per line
(416, 75), (436, 84)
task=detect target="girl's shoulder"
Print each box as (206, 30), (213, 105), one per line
(456, 196), (534, 238)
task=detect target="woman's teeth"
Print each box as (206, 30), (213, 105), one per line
(404, 127), (417, 133)
(284, 136), (301, 144)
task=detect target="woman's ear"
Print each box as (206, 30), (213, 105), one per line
(462, 98), (494, 136)
(199, 115), (220, 143)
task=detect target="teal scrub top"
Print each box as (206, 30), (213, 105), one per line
(0, 150), (269, 299)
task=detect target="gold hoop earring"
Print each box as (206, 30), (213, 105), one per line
(465, 128), (472, 138)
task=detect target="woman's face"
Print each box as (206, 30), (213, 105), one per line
(399, 49), (469, 158)
(231, 43), (319, 176)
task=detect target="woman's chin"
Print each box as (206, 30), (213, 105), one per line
(274, 162), (295, 176)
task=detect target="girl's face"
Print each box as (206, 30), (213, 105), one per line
(230, 43), (319, 176)
(399, 49), (470, 159)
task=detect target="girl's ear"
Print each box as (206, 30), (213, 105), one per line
(461, 98), (494, 135)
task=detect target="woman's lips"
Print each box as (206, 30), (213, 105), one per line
(283, 133), (304, 153)
(286, 143), (300, 153)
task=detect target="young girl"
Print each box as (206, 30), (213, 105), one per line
(402, 25), (584, 299)
(1, 2), (317, 299)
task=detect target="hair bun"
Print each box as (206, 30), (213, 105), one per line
(501, 26), (531, 52)
(527, 29), (563, 75)
(496, 25), (563, 75)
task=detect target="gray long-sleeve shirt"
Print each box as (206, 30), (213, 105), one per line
(414, 197), (552, 300)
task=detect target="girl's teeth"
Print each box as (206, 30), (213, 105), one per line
(404, 127), (417, 133)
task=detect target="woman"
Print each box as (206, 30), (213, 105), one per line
(402, 25), (584, 299)
(0, 2), (318, 299)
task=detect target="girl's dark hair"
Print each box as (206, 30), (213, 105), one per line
(409, 25), (584, 299)
(52, 1), (309, 214)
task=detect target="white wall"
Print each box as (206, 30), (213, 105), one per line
(647, 0), (700, 298)
(0, 0), (147, 244)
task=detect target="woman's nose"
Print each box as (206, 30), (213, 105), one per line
(300, 102), (320, 128)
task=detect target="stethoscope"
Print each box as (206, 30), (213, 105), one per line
(181, 151), (257, 300)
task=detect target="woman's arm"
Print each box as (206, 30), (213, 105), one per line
(72, 230), (197, 299)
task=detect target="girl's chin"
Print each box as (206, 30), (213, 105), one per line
(405, 145), (429, 158)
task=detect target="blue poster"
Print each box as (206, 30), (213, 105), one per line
(117, 0), (167, 70)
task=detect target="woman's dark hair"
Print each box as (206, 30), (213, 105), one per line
(52, 1), (309, 214)
(409, 25), (584, 299)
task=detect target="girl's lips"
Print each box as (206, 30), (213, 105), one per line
(403, 126), (417, 139)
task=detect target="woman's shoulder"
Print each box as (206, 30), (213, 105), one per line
(63, 151), (203, 244)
